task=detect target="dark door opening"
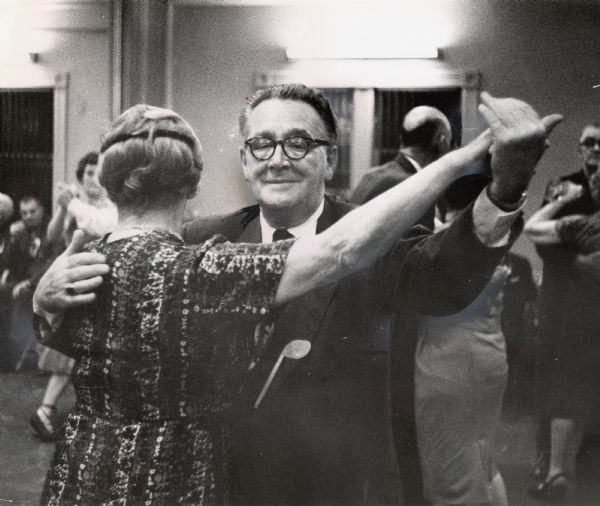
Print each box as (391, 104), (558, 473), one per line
(0, 89), (54, 215)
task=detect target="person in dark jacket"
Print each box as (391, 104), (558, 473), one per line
(351, 105), (452, 230)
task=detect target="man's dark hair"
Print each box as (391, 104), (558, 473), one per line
(19, 195), (43, 208)
(76, 152), (99, 182)
(400, 119), (445, 151)
(239, 83), (338, 143)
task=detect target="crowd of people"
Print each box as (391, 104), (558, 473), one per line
(1, 82), (598, 505)
(0, 152), (118, 437)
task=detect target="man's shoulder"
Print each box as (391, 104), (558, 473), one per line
(182, 205), (260, 243)
(8, 227), (30, 248)
(543, 169), (595, 213)
(350, 159), (413, 204)
(557, 169), (586, 185)
(369, 156), (414, 179)
(545, 169), (585, 189)
(324, 193), (355, 215)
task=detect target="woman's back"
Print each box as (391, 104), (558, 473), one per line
(43, 230), (289, 504)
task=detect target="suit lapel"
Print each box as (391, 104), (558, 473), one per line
(238, 214), (261, 243)
(395, 152), (418, 176)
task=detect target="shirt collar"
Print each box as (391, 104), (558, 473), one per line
(403, 153), (422, 172)
(260, 199), (325, 243)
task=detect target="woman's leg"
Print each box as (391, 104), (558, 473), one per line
(41, 372), (71, 408)
(547, 417), (576, 478)
(488, 472), (508, 506)
(31, 373), (71, 440)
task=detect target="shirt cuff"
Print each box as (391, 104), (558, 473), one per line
(472, 186), (524, 247)
(33, 294), (64, 332)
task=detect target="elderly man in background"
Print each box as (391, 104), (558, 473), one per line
(34, 84), (560, 505)
(351, 105), (452, 229)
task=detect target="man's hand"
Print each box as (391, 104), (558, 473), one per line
(34, 230), (109, 313)
(9, 220), (25, 236)
(553, 182), (584, 203)
(12, 279), (32, 302)
(478, 92), (563, 204)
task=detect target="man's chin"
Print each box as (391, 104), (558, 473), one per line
(259, 198), (296, 211)
(257, 188), (299, 208)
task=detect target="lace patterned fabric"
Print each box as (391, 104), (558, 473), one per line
(42, 231), (292, 505)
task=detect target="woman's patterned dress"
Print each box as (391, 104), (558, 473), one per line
(41, 231), (292, 505)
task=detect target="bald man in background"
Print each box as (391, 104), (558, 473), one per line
(352, 106), (486, 502)
(351, 106), (453, 229)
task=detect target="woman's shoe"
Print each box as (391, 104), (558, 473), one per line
(528, 473), (569, 502)
(30, 405), (57, 442)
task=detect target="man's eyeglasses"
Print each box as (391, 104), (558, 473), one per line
(580, 138), (600, 149)
(244, 136), (330, 161)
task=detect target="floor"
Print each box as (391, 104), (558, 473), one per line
(0, 369), (599, 505)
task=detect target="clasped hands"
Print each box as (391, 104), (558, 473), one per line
(479, 92), (562, 205)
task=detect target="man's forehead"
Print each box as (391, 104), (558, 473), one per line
(245, 98), (328, 138)
(21, 201), (40, 211)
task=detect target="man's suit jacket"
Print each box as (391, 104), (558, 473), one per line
(3, 225), (54, 288)
(350, 153), (435, 230)
(182, 194), (513, 506)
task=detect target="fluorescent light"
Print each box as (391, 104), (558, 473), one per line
(285, 46), (439, 60)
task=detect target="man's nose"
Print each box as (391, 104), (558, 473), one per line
(268, 143), (291, 168)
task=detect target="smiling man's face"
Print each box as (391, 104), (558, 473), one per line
(240, 98), (337, 228)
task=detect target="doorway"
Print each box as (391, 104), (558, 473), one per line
(0, 89), (53, 214)
(373, 88), (462, 166)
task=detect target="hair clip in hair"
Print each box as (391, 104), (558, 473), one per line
(144, 108), (182, 121)
(100, 130), (197, 153)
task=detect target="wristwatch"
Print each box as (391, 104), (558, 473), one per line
(486, 186), (527, 212)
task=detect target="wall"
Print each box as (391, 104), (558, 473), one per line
(0, 0), (113, 203)
(172, 0), (600, 275)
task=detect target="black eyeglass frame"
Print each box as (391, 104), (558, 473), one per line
(580, 138), (600, 149)
(244, 136), (330, 161)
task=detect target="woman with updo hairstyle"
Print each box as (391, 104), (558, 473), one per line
(40, 105), (291, 504)
(39, 104), (495, 504)
(98, 105), (202, 211)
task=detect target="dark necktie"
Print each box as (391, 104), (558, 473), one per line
(272, 228), (295, 241)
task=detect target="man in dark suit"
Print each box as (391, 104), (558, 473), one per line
(351, 106), (452, 229)
(1, 196), (51, 369)
(182, 86), (553, 505)
(34, 85), (560, 505)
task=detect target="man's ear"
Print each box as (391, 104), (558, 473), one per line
(437, 132), (451, 153)
(325, 145), (338, 181)
(240, 147), (250, 181)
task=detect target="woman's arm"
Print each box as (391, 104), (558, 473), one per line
(46, 184), (76, 245)
(524, 182), (584, 245)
